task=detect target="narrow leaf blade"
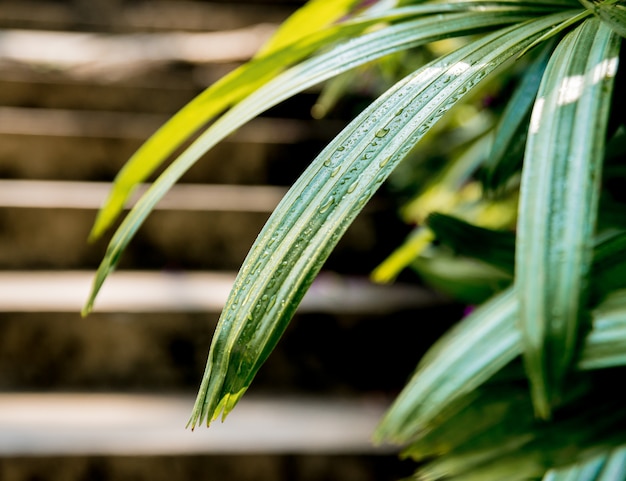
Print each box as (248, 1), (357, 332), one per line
(515, 18), (620, 418)
(88, 10), (383, 240)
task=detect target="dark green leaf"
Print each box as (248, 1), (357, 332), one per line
(515, 18), (620, 418)
(482, 39), (556, 193)
(426, 212), (516, 274)
(579, 0), (626, 38)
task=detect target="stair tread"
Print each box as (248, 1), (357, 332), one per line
(0, 270), (442, 313)
(0, 25), (276, 70)
(0, 180), (287, 212)
(0, 392), (394, 455)
(0, 1), (292, 33)
(0, 107), (342, 141)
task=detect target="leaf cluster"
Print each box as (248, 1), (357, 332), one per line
(84, 0), (626, 478)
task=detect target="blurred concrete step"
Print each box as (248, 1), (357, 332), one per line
(0, 180), (287, 212)
(0, 270), (441, 313)
(0, 73), (203, 113)
(0, 1), (292, 33)
(0, 454), (410, 481)
(0, 108), (343, 183)
(0, 208), (273, 270)
(0, 176), (394, 272)
(0, 107), (342, 142)
(0, 26), (277, 72)
(0, 393), (394, 455)
(0, 209), (389, 271)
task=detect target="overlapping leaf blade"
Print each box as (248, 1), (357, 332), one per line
(579, 0), (626, 38)
(399, 377), (626, 480)
(375, 234), (626, 446)
(88, 1), (562, 242)
(596, 446), (626, 481)
(515, 17), (620, 418)
(543, 451), (612, 481)
(580, 289), (626, 369)
(87, 3), (390, 240)
(254, 0), (360, 56)
(482, 39), (555, 193)
(374, 287), (521, 444)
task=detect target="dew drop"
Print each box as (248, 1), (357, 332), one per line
(323, 158), (332, 167)
(267, 295), (277, 310)
(347, 181), (359, 194)
(356, 189), (372, 210)
(379, 156), (391, 168)
(330, 166), (341, 177)
(375, 128), (390, 138)
(319, 196), (335, 214)
(251, 260), (263, 275)
(374, 172), (386, 184)
(337, 146), (346, 152)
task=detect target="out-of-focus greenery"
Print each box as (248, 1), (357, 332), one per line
(84, 0), (626, 478)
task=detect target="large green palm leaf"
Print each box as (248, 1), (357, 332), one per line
(515, 17), (620, 418)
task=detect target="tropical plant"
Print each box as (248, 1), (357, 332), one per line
(83, 0), (626, 479)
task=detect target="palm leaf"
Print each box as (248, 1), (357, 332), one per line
(579, 289), (626, 369)
(374, 287), (520, 444)
(84, 6), (548, 314)
(595, 446), (626, 481)
(542, 447), (626, 481)
(183, 11), (579, 429)
(413, 249), (514, 303)
(515, 17), (620, 418)
(406, 380), (626, 480)
(88, 1), (561, 241)
(579, 0), (626, 38)
(374, 282), (626, 449)
(372, 132), (517, 283)
(253, 0), (360, 56)
(87, 3), (393, 240)
(422, 216), (626, 289)
(481, 39), (555, 193)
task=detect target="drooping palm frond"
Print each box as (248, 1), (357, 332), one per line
(84, 4), (550, 314)
(187, 10), (579, 428)
(84, 0), (626, 478)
